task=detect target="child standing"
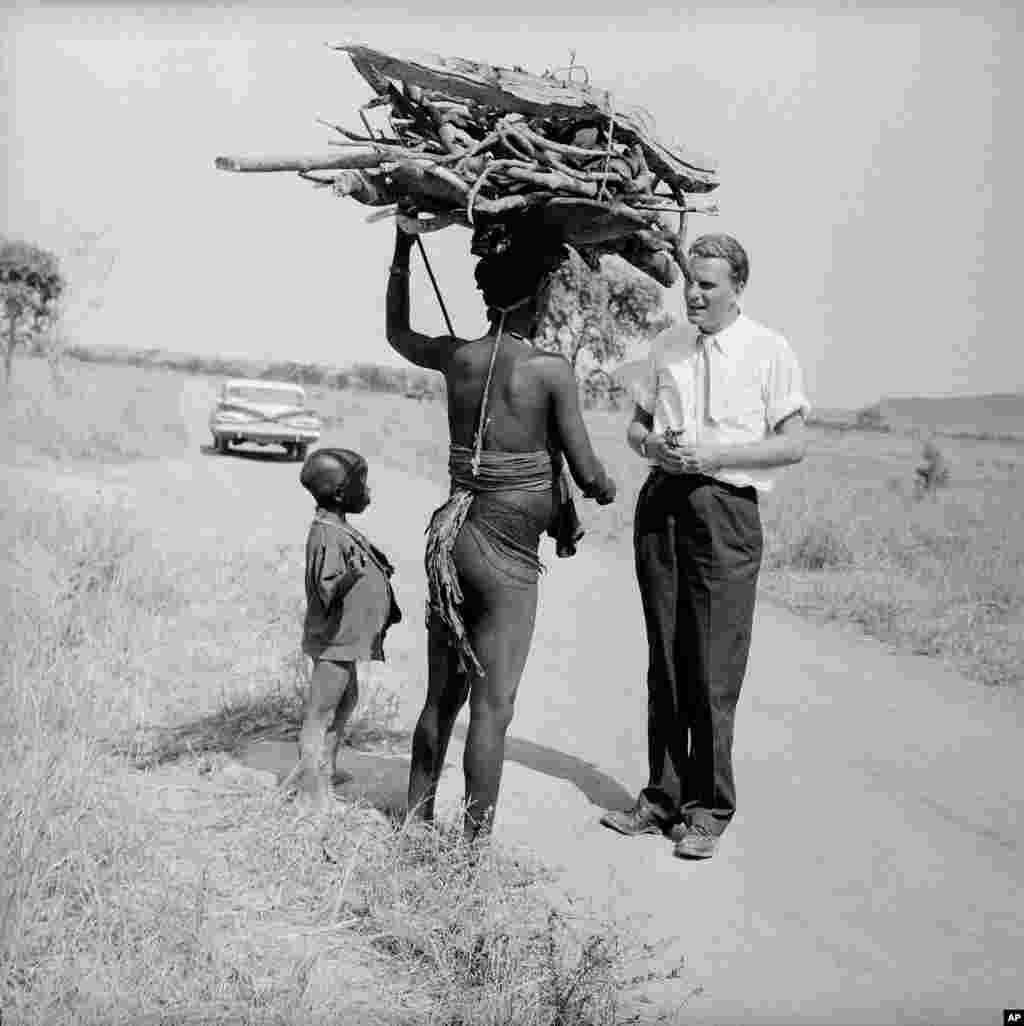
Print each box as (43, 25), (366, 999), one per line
(285, 448), (401, 807)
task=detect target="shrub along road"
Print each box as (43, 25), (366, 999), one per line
(41, 376), (1022, 1025)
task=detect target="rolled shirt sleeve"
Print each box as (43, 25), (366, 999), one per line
(765, 338), (811, 430)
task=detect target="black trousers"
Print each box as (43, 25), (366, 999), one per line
(633, 471), (762, 836)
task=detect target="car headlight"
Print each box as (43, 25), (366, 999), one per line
(282, 416), (321, 429)
(214, 410), (254, 424)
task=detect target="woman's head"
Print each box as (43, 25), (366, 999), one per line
(472, 215), (569, 317)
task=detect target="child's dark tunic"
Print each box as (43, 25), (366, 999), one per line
(302, 508), (401, 662)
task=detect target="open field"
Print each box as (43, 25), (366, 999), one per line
(2, 358), (189, 466)
(0, 359), (646, 1025)
(878, 392), (1024, 440)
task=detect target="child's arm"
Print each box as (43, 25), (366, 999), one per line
(312, 541), (368, 609)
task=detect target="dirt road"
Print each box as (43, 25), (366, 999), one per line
(51, 377), (1022, 1025)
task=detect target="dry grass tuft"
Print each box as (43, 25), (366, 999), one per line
(332, 817), (657, 1025)
(769, 519), (853, 571)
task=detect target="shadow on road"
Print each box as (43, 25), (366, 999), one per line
(454, 726), (635, 812)
(240, 731), (634, 821)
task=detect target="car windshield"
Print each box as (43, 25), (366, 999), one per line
(225, 385), (304, 406)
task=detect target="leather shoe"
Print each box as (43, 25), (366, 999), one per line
(667, 807), (700, 843)
(668, 821), (689, 844)
(599, 796), (670, 837)
(672, 823), (719, 860)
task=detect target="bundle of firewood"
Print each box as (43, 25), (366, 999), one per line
(215, 44), (720, 287)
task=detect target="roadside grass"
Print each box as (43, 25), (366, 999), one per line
(337, 821), (657, 1025)
(757, 432), (1023, 686)
(1, 361), (658, 1024)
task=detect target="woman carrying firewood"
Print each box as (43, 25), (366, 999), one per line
(386, 216), (617, 840)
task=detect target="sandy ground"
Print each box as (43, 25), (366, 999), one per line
(25, 376), (1023, 1025)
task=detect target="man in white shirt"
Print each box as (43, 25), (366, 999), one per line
(600, 234), (810, 859)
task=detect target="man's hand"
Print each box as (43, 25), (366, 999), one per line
(672, 443), (724, 477)
(644, 433), (682, 473)
(647, 434), (723, 476)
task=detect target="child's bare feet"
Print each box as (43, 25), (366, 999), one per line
(280, 762), (333, 812)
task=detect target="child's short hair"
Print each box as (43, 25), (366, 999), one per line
(300, 448), (367, 507)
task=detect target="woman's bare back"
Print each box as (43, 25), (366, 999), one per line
(444, 335), (560, 453)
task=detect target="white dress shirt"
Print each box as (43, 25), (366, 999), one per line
(634, 313), (811, 493)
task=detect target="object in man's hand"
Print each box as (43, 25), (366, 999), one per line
(664, 428), (684, 448)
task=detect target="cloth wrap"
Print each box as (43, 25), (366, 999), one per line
(424, 444), (581, 677)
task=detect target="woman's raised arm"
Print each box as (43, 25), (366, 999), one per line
(385, 228), (451, 371)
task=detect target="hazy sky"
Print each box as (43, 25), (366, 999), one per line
(4, 1), (1020, 408)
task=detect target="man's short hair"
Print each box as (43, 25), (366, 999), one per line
(688, 234), (750, 290)
(300, 448), (366, 505)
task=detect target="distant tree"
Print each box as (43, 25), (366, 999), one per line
(536, 249), (671, 380)
(604, 255), (673, 340)
(1, 238), (65, 386)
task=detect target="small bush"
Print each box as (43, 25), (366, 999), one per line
(914, 440), (950, 497)
(770, 521), (853, 571)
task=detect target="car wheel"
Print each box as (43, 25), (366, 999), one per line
(215, 436), (229, 454)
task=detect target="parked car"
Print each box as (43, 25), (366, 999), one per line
(209, 379), (321, 460)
